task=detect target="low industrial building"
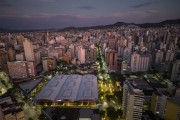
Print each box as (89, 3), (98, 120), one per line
(34, 74), (98, 105)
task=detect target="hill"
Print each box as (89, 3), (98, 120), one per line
(0, 19), (180, 33)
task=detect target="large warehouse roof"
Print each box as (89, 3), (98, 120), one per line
(35, 74), (98, 102)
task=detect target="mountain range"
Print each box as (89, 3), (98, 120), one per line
(0, 19), (180, 33)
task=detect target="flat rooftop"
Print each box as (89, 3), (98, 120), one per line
(19, 78), (42, 95)
(35, 74), (98, 102)
(128, 78), (153, 91)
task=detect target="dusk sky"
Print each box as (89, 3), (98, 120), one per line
(0, 0), (180, 29)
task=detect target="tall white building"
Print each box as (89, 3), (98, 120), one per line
(23, 38), (35, 61)
(155, 50), (164, 64)
(122, 78), (144, 120)
(130, 52), (140, 72)
(139, 54), (151, 71)
(165, 50), (174, 62)
(130, 52), (151, 72)
(77, 46), (85, 64)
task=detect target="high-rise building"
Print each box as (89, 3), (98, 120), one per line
(106, 49), (117, 72)
(42, 57), (57, 71)
(130, 52), (151, 72)
(117, 46), (124, 57)
(155, 50), (164, 64)
(7, 61), (36, 79)
(175, 88), (180, 97)
(123, 47), (131, 63)
(102, 42), (107, 55)
(122, 78), (145, 120)
(69, 44), (75, 58)
(26, 62), (36, 77)
(150, 91), (170, 119)
(7, 48), (16, 61)
(66, 48), (72, 60)
(169, 60), (180, 82)
(89, 47), (97, 62)
(139, 54), (151, 71)
(46, 32), (49, 44)
(16, 53), (25, 61)
(16, 35), (25, 45)
(165, 50), (174, 62)
(63, 54), (70, 63)
(0, 50), (9, 69)
(108, 39), (116, 50)
(164, 97), (180, 120)
(120, 61), (128, 73)
(23, 38), (35, 61)
(48, 49), (60, 59)
(34, 50), (41, 65)
(130, 52), (140, 72)
(77, 46), (85, 64)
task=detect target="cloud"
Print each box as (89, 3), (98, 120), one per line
(78, 5), (95, 10)
(0, 10), (176, 30)
(145, 10), (158, 14)
(131, 2), (154, 8)
(0, 1), (12, 7)
(40, 0), (55, 3)
(25, 13), (52, 18)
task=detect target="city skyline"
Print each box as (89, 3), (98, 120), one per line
(0, 0), (180, 29)
(0, 15), (180, 119)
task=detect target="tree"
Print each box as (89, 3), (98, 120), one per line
(101, 70), (106, 74)
(20, 102), (25, 107)
(114, 91), (123, 104)
(58, 102), (64, 106)
(106, 107), (118, 120)
(100, 110), (106, 118)
(117, 109), (123, 118)
(39, 101), (45, 106)
(59, 59), (67, 66)
(23, 96), (29, 102)
(28, 117), (33, 120)
(47, 102), (52, 106)
(38, 113), (49, 120)
(1, 80), (8, 88)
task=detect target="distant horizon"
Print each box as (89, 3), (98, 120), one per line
(1, 18), (180, 31)
(0, 0), (180, 30)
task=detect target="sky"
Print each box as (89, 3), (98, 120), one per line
(0, 0), (180, 29)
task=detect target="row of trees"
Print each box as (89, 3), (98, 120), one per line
(100, 107), (124, 120)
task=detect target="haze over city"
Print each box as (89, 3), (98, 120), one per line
(0, 0), (180, 29)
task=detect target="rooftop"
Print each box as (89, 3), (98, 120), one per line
(19, 78), (42, 95)
(35, 74), (98, 102)
(128, 78), (153, 91)
(168, 97), (180, 106)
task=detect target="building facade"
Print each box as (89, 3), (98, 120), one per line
(122, 79), (144, 120)
(165, 97), (180, 120)
(23, 38), (35, 61)
(42, 57), (57, 71)
(130, 52), (151, 72)
(7, 61), (36, 79)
